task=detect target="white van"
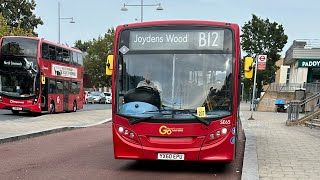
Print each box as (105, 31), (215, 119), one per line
(104, 92), (112, 104)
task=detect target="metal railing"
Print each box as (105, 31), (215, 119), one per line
(267, 83), (320, 93)
(268, 83), (305, 92)
(305, 83), (320, 93)
(296, 39), (320, 49)
(287, 92), (320, 122)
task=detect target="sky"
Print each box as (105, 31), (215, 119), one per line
(34, 0), (320, 56)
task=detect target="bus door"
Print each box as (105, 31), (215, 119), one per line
(41, 77), (49, 111)
(63, 81), (69, 111)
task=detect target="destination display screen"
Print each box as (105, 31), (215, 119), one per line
(129, 30), (226, 51)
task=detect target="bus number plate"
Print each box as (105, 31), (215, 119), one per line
(12, 107), (22, 110)
(158, 153), (184, 160)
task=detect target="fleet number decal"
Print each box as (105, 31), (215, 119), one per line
(220, 119), (231, 125)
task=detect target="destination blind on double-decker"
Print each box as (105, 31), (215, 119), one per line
(129, 30), (225, 50)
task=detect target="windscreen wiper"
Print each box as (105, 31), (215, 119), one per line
(189, 113), (211, 126)
(172, 109), (211, 126)
(128, 116), (154, 125)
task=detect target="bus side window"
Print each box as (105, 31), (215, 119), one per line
(77, 82), (81, 94)
(42, 43), (49, 59)
(49, 45), (56, 60)
(56, 47), (63, 62)
(77, 53), (83, 65)
(71, 82), (76, 94)
(63, 49), (70, 63)
(56, 81), (63, 94)
(72, 51), (78, 64)
(49, 80), (56, 94)
(63, 81), (68, 94)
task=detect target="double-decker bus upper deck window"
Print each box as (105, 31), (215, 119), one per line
(77, 53), (83, 65)
(1, 37), (38, 57)
(42, 43), (49, 59)
(72, 51), (78, 64)
(49, 45), (56, 60)
(56, 47), (63, 62)
(63, 49), (70, 63)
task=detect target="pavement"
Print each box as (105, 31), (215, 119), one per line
(240, 102), (320, 180)
(0, 109), (112, 143)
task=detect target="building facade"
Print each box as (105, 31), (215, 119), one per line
(284, 40), (320, 84)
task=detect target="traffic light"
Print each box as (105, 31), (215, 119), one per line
(244, 57), (253, 79)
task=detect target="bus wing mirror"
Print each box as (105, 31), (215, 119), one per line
(106, 55), (114, 76)
(244, 57), (253, 79)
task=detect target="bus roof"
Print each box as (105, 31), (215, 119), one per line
(0, 36), (82, 53)
(116, 20), (239, 30)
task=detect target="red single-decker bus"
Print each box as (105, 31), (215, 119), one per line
(107, 20), (241, 162)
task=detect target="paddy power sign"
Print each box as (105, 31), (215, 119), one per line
(298, 59), (320, 68)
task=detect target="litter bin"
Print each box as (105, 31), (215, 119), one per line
(295, 89), (306, 113)
(275, 99), (285, 112)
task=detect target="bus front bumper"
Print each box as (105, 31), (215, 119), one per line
(113, 127), (235, 162)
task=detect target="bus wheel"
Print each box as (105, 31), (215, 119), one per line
(11, 110), (19, 115)
(73, 101), (77, 112)
(50, 102), (55, 114)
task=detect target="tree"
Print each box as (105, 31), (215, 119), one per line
(0, 13), (33, 37)
(0, 0), (43, 35)
(241, 14), (288, 98)
(76, 28), (115, 88)
(74, 40), (92, 52)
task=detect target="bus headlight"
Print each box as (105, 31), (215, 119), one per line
(203, 127), (230, 146)
(0, 96), (2, 102)
(130, 132), (135, 138)
(222, 128), (227, 134)
(114, 124), (140, 145)
(216, 131), (221, 136)
(118, 127), (124, 133)
(33, 96), (39, 105)
(124, 130), (129, 135)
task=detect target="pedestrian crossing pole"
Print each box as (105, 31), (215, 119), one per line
(248, 56), (258, 120)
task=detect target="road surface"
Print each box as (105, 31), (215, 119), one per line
(0, 122), (245, 180)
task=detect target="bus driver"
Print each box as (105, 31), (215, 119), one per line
(137, 68), (162, 93)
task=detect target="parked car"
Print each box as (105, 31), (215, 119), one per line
(104, 92), (112, 104)
(91, 91), (106, 104)
(85, 91), (94, 104)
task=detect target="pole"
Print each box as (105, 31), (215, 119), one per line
(241, 83), (244, 102)
(58, 1), (61, 44)
(140, 0), (143, 22)
(249, 56), (258, 120)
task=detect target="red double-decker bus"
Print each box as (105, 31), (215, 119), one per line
(107, 20), (241, 162)
(0, 36), (84, 114)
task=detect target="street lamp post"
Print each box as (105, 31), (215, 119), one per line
(121, 0), (164, 22)
(241, 82), (244, 102)
(58, 1), (75, 44)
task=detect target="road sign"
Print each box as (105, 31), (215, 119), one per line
(257, 55), (267, 70)
(257, 64), (266, 70)
(258, 55), (267, 63)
